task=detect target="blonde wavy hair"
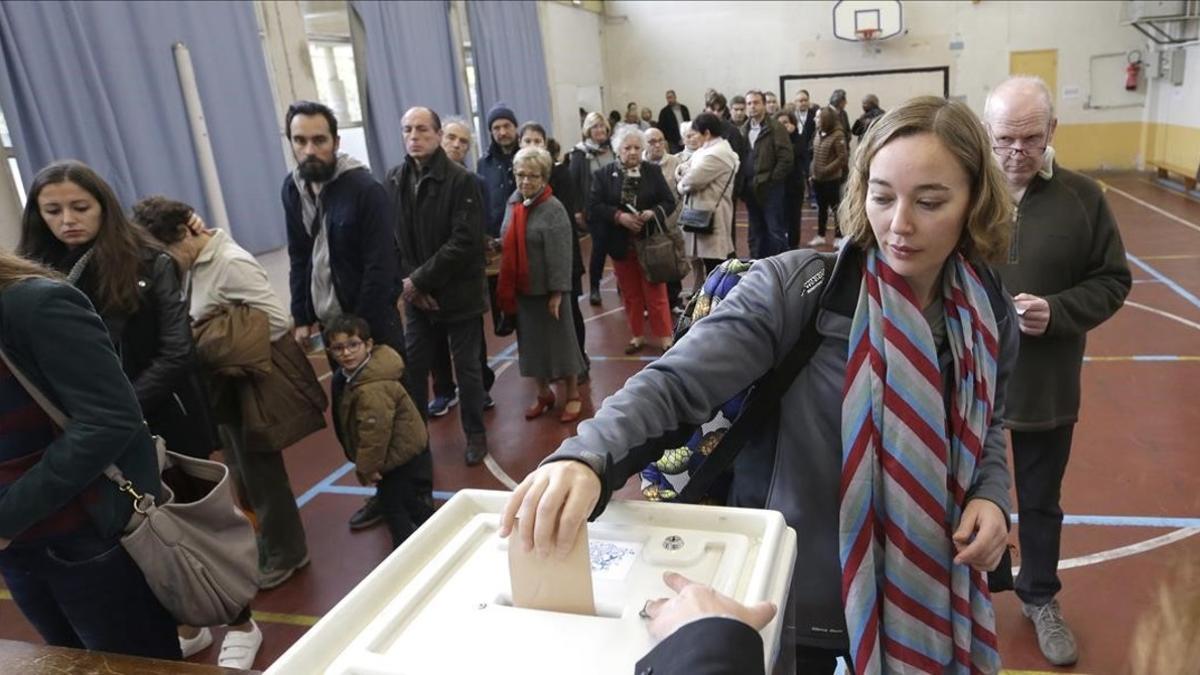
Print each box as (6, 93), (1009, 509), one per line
(838, 96), (1012, 265)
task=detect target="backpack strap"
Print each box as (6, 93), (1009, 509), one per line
(677, 252), (836, 504)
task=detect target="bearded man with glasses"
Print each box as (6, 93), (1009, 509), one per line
(983, 75), (1132, 668)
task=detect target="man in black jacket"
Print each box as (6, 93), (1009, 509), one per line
(739, 90), (794, 257)
(387, 107), (489, 466)
(656, 89), (690, 153)
(282, 100), (405, 530)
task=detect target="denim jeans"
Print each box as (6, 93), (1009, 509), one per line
(744, 181), (789, 258)
(0, 529), (180, 659)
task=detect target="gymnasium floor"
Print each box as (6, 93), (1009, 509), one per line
(1, 171), (1196, 674)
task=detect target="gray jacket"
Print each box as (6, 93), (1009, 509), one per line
(548, 247), (1018, 649)
(500, 191), (574, 296)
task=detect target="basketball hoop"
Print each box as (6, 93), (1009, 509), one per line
(856, 28), (880, 41)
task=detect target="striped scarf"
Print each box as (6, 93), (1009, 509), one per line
(839, 248), (1001, 674)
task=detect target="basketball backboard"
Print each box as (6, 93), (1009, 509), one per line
(833, 0), (904, 42)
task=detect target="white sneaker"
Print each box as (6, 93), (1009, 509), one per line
(218, 621), (264, 670)
(807, 235), (826, 247)
(179, 626), (213, 659)
(834, 236), (848, 250)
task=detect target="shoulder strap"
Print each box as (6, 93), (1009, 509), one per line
(0, 345), (136, 490)
(678, 252), (836, 504)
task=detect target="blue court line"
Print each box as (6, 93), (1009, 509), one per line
(295, 462), (356, 508)
(1127, 253), (1200, 311)
(319, 484), (457, 502)
(487, 342), (518, 369)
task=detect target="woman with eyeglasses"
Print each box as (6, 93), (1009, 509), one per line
(499, 146), (587, 423)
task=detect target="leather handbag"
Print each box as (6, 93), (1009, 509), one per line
(635, 212), (689, 284)
(0, 348), (260, 627)
(678, 167), (736, 235)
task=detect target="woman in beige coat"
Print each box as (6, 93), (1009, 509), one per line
(675, 112), (740, 288)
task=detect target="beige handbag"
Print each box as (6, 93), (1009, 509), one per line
(0, 348), (260, 627)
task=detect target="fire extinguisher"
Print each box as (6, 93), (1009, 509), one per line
(1126, 51), (1142, 91)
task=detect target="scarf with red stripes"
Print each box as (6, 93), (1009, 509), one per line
(497, 186), (553, 314)
(839, 248), (1001, 674)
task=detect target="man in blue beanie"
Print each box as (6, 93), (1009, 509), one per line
(478, 102), (519, 237)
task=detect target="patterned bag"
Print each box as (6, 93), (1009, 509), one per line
(639, 259), (760, 502)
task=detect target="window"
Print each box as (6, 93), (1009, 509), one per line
(0, 108), (24, 205)
(299, 0), (370, 166)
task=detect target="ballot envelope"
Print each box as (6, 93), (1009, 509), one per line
(266, 489), (797, 674)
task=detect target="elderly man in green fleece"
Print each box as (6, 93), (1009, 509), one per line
(984, 75), (1132, 668)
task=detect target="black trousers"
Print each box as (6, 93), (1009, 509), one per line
(377, 449), (435, 548)
(1011, 424), (1075, 606)
(430, 321), (496, 399)
(813, 179), (842, 237)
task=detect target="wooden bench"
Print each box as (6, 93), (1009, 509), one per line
(1150, 160), (1198, 191)
(0, 638), (258, 674)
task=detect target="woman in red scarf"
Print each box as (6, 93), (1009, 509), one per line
(497, 147), (587, 423)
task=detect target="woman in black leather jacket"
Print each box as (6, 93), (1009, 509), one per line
(18, 161), (216, 458)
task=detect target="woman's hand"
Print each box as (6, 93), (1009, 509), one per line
(643, 572), (777, 643)
(0, 537), (10, 551)
(499, 460), (601, 559)
(952, 498), (1009, 571)
(617, 212), (643, 233)
(638, 209), (656, 223)
(547, 292), (562, 320)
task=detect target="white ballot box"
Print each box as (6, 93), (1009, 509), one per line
(267, 489), (797, 675)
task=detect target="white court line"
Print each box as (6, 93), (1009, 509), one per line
(483, 454), (518, 489)
(585, 306), (627, 324)
(1125, 300), (1200, 331)
(1013, 528), (1200, 575)
(1103, 182), (1200, 235)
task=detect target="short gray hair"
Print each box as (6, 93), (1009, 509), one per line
(612, 125), (646, 151)
(984, 75), (1055, 123)
(513, 146), (552, 180)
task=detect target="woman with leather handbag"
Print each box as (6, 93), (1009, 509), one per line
(0, 250), (180, 660)
(675, 112), (740, 290)
(586, 126), (677, 354)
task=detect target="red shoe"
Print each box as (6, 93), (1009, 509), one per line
(524, 391), (556, 420)
(559, 398), (583, 424)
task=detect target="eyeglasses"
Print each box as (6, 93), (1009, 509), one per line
(990, 128), (1050, 157)
(328, 339), (365, 354)
(515, 172), (543, 183)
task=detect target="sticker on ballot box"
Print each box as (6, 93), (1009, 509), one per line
(589, 540), (641, 580)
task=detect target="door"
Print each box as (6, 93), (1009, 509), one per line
(1009, 49), (1058, 107)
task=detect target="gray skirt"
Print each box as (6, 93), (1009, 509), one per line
(516, 293), (586, 380)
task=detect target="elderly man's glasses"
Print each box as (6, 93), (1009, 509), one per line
(991, 127), (1050, 157)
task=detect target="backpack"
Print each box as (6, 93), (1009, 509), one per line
(640, 255), (833, 503)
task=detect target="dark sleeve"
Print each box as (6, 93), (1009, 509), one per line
(968, 275), (1018, 515)
(770, 124), (794, 183)
(475, 175), (494, 236)
(353, 179), (400, 330)
(852, 116), (867, 137)
(1044, 189), (1132, 338)
(634, 617), (765, 675)
(682, 104), (691, 121)
(130, 254), (196, 410)
(587, 166), (619, 231)
(0, 282), (150, 539)
(551, 163), (576, 217)
(657, 107), (674, 141)
(410, 173), (484, 293)
(283, 180), (315, 326)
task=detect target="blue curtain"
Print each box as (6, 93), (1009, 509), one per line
(350, 0), (464, 178)
(467, 0), (554, 140)
(0, 1), (286, 253)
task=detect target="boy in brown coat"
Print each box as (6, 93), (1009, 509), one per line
(326, 315), (433, 548)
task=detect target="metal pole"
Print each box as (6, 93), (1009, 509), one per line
(173, 42), (231, 231)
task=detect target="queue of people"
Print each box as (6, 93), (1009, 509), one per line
(0, 74), (1136, 674)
